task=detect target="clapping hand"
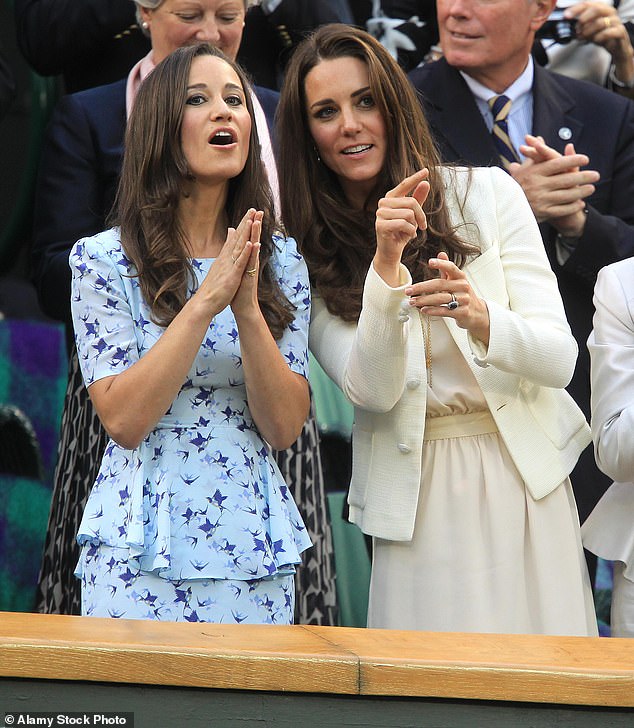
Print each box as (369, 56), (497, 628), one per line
(508, 134), (599, 238)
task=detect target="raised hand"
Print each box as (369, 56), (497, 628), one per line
(405, 251), (490, 345)
(373, 169), (430, 286)
(566, 2), (634, 90)
(508, 135), (599, 238)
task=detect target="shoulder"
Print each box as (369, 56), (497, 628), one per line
(70, 228), (134, 274)
(408, 58), (458, 96)
(51, 78), (127, 137)
(596, 257), (634, 299)
(538, 66), (634, 115)
(57, 78), (126, 114)
(270, 234), (304, 271)
(439, 164), (521, 205)
(253, 84), (279, 113)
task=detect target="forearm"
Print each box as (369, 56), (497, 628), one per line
(88, 294), (221, 450)
(310, 269), (410, 413)
(236, 309), (309, 450)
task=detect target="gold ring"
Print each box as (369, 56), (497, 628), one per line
(604, 16), (612, 28)
(246, 268), (257, 277)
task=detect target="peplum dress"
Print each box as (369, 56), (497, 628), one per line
(69, 228), (312, 623)
(368, 315), (598, 635)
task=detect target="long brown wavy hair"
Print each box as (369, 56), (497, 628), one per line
(109, 42), (294, 339)
(277, 24), (478, 322)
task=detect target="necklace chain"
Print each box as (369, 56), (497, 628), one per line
(420, 311), (432, 388)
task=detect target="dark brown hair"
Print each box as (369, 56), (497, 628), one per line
(277, 24), (477, 321)
(110, 42), (294, 339)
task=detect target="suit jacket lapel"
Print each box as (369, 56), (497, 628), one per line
(532, 66), (583, 154)
(418, 59), (501, 167)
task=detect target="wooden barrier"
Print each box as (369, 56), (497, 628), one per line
(1, 611), (633, 727)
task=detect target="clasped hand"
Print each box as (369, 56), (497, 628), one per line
(509, 135), (599, 238)
(196, 208), (263, 320)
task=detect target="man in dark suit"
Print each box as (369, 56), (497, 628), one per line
(14, 0), (150, 94)
(409, 0), (634, 585)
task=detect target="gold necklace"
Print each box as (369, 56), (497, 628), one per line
(420, 310), (432, 387)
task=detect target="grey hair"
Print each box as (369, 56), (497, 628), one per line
(133, 0), (250, 33)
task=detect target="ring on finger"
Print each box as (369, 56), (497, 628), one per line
(246, 268), (257, 277)
(440, 292), (459, 310)
(604, 16), (612, 28)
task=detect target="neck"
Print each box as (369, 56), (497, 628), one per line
(178, 181), (229, 258)
(463, 55), (530, 95)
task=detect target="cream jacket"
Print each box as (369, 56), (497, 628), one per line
(581, 257), (634, 580)
(309, 166), (591, 541)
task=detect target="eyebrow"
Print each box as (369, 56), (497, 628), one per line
(186, 82), (244, 94)
(309, 85), (371, 110)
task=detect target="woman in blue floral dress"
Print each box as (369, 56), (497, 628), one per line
(69, 42), (312, 623)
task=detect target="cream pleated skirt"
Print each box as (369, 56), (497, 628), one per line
(368, 317), (597, 636)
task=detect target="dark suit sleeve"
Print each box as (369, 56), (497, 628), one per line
(0, 45), (15, 120)
(30, 92), (122, 324)
(564, 98), (634, 284)
(14, 0), (138, 76)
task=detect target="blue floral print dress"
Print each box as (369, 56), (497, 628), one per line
(69, 228), (312, 623)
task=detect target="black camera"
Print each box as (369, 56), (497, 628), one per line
(536, 8), (579, 45)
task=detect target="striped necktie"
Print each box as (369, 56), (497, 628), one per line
(488, 95), (520, 169)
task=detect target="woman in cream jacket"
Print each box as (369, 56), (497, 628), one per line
(277, 24), (597, 635)
(583, 256), (634, 637)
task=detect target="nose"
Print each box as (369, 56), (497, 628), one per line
(444, 0), (469, 18)
(341, 107), (362, 135)
(209, 98), (233, 120)
(196, 17), (221, 44)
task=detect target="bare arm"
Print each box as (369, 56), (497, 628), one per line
(86, 212), (257, 450)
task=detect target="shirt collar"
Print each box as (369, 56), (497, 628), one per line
(459, 56), (534, 105)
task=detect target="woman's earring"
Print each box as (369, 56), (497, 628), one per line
(313, 145), (321, 162)
(142, 20), (149, 30)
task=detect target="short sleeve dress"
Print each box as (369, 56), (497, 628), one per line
(69, 228), (312, 623)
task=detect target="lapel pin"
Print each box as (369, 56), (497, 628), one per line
(558, 127), (572, 141)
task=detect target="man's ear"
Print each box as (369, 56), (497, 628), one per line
(530, 0), (557, 31)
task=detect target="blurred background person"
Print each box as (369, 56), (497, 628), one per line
(534, 1), (634, 96)
(351, 0), (439, 71)
(238, 0), (355, 90)
(14, 0), (150, 93)
(0, 42), (16, 119)
(582, 256), (634, 637)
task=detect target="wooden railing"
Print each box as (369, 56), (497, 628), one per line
(1, 612), (633, 704)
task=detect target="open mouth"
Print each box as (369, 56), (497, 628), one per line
(342, 144), (372, 155)
(209, 130), (235, 146)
